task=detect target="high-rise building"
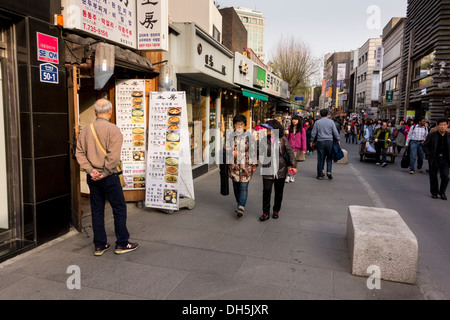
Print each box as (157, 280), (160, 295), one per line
(234, 7), (265, 62)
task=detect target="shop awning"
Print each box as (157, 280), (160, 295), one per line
(242, 89), (269, 101)
(64, 34), (157, 76)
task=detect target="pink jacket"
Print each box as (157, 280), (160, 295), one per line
(287, 128), (307, 152)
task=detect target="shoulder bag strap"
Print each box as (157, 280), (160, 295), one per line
(90, 123), (107, 156)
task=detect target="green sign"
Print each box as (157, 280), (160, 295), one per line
(385, 90), (394, 104)
(253, 66), (266, 89)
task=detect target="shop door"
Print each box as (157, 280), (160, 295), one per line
(68, 66), (82, 231)
(0, 23), (12, 243)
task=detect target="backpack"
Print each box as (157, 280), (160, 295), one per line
(393, 128), (399, 139)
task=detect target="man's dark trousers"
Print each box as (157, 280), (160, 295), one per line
(429, 156), (449, 196)
(317, 140), (333, 177)
(87, 173), (130, 248)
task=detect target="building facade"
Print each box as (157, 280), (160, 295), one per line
(234, 7), (265, 62)
(0, 0), (71, 261)
(401, 0), (450, 122)
(379, 18), (406, 121)
(219, 7), (247, 55)
(322, 52), (352, 117)
(348, 49), (359, 116)
(355, 38), (382, 119)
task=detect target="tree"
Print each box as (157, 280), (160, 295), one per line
(269, 36), (321, 97)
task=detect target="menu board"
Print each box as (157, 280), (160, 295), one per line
(146, 91), (194, 210)
(115, 79), (147, 190)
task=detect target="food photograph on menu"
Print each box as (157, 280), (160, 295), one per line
(164, 189), (178, 205)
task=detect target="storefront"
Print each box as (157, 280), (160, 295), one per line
(60, 0), (163, 229)
(232, 52), (270, 130)
(165, 22), (237, 178)
(0, 1), (71, 262)
(63, 33), (159, 228)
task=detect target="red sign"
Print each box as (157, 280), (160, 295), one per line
(37, 32), (59, 64)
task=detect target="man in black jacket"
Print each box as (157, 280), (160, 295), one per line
(423, 118), (450, 200)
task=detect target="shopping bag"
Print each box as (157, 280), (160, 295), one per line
(401, 150), (410, 169)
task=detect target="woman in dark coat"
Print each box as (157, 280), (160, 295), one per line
(258, 119), (297, 221)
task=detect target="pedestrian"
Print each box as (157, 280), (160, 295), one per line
(405, 118), (413, 141)
(373, 121), (392, 167)
(259, 119), (297, 221)
(405, 117), (429, 174)
(226, 114), (258, 217)
(350, 120), (358, 144)
(286, 115), (306, 183)
(363, 119), (374, 141)
(76, 99), (138, 256)
(344, 120), (351, 143)
(310, 109), (341, 180)
(374, 119), (382, 131)
(394, 119), (407, 156)
(423, 118), (450, 200)
(305, 118), (314, 155)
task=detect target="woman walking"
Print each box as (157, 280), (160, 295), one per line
(286, 115), (306, 182)
(227, 115), (258, 218)
(394, 119), (407, 156)
(305, 118), (314, 155)
(259, 119), (297, 221)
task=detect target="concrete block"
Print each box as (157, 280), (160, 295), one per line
(336, 149), (348, 165)
(347, 205), (418, 284)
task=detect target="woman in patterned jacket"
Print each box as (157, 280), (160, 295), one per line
(227, 114), (258, 218)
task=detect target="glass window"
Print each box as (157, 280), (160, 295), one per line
(213, 25), (220, 42)
(179, 83), (207, 167)
(412, 51), (435, 89)
(413, 51), (435, 80)
(383, 76), (398, 93)
(0, 58), (9, 231)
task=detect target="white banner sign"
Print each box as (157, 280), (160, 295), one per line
(115, 79), (147, 190)
(146, 92), (194, 211)
(137, 0), (169, 51)
(62, 0), (137, 48)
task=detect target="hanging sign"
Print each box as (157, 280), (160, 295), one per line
(146, 91), (194, 211)
(62, 0), (137, 48)
(115, 79), (147, 190)
(137, 0), (169, 51)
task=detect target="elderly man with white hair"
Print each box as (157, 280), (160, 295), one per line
(76, 99), (139, 256)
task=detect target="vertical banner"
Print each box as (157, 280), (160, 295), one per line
(115, 79), (147, 190)
(146, 92), (194, 211)
(137, 0), (169, 51)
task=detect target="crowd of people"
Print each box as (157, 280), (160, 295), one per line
(225, 111), (449, 225)
(74, 99), (449, 257)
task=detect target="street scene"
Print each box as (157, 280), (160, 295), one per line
(0, 0), (450, 308)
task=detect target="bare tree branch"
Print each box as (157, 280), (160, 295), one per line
(269, 36), (321, 97)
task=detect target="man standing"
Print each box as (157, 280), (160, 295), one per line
(423, 118), (450, 200)
(405, 117), (429, 174)
(373, 121), (392, 167)
(76, 99), (139, 256)
(311, 109), (341, 180)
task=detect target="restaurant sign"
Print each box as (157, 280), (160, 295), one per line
(62, 0), (169, 51)
(253, 65), (266, 89)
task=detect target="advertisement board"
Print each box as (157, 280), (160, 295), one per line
(115, 79), (147, 190)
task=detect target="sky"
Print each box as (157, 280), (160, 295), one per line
(216, 0), (407, 78)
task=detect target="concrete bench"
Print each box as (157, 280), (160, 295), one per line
(347, 205), (418, 284)
(336, 149), (348, 165)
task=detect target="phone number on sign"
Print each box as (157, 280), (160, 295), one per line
(83, 23), (108, 38)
